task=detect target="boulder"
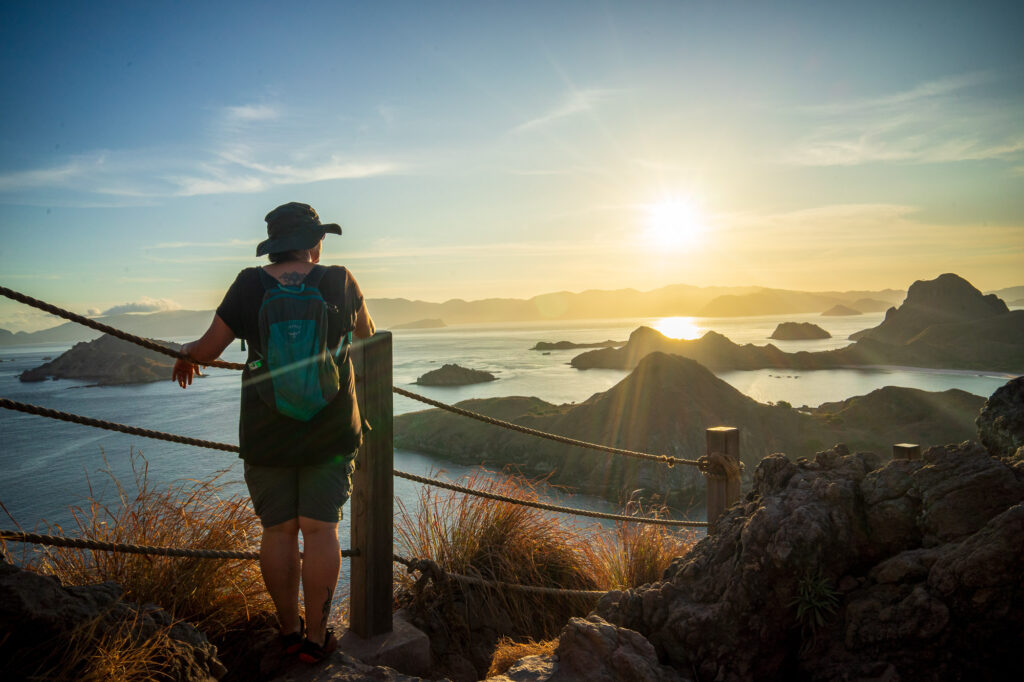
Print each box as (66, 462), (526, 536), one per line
(976, 377), (1024, 459)
(414, 363), (496, 386)
(491, 615), (685, 682)
(0, 560), (226, 681)
(769, 322), (831, 340)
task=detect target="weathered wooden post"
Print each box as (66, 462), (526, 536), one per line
(702, 426), (742, 532)
(349, 331), (394, 638)
(892, 443), (921, 461)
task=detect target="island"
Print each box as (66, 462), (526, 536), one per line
(821, 303), (862, 316)
(414, 363), (497, 386)
(570, 274), (1024, 373)
(530, 339), (623, 351)
(19, 334), (179, 385)
(768, 322), (831, 340)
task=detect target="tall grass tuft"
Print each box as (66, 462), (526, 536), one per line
(584, 501), (699, 590)
(27, 450), (273, 640)
(395, 470), (599, 642)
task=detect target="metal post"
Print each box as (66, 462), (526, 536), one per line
(892, 443), (921, 461)
(349, 332), (394, 638)
(703, 427), (742, 532)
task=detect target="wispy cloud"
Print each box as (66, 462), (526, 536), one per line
(101, 297), (181, 316)
(0, 101), (403, 202)
(150, 238), (258, 249)
(780, 73), (1024, 166)
(512, 88), (612, 133)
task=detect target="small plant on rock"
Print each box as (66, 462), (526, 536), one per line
(790, 568), (839, 634)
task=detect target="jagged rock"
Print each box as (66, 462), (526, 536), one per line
(976, 376), (1024, 459)
(19, 333), (178, 385)
(414, 363), (496, 386)
(592, 442), (1024, 681)
(491, 616), (686, 682)
(530, 340), (623, 351)
(769, 322), (831, 340)
(0, 560), (226, 680)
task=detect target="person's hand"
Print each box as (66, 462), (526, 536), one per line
(172, 354), (202, 388)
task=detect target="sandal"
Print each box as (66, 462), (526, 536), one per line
(280, 616), (304, 655)
(297, 628), (338, 664)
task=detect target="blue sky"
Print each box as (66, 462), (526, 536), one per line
(1, 1), (1022, 331)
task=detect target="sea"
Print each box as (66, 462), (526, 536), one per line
(0, 311), (1017, 583)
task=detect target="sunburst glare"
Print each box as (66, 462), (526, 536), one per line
(652, 316), (704, 340)
(644, 198), (706, 250)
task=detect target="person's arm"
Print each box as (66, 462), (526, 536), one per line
(172, 314), (235, 389)
(354, 300), (375, 339)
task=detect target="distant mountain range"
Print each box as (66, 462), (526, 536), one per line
(1, 280), (1020, 348)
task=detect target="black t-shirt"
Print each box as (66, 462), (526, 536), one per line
(216, 265), (364, 466)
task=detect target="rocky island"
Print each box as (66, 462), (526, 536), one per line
(530, 339), (623, 351)
(19, 334), (179, 385)
(415, 363), (497, 386)
(769, 322), (831, 340)
(395, 351), (985, 507)
(570, 274), (1024, 373)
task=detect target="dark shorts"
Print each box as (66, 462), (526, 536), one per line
(243, 453), (356, 528)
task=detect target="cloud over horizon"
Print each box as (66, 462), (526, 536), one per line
(100, 297), (182, 316)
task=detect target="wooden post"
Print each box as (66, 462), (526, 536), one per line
(893, 443), (921, 461)
(349, 331), (394, 638)
(704, 426), (742, 532)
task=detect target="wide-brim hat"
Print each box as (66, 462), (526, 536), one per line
(256, 202), (342, 256)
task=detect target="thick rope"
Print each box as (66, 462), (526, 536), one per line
(393, 386), (699, 468)
(0, 398), (705, 527)
(1, 285), (702, 468)
(0, 285), (245, 370)
(393, 554), (606, 598)
(393, 469), (706, 527)
(0, 530), (357, 560)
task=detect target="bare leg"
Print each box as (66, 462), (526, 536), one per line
(260, 518), (301, 635)
(298, 516), (341, 645)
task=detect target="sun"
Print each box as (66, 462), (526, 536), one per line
(644, 198), (706, 249)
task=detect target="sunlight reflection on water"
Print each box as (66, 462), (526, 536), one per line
(652, 316), (704, 340)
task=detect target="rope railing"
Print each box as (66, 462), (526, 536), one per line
(0, 398), (706, 527)
(0, 529), (356, 560)
(0, 285), (695, 468)
(393, 386), (699, 468)
(392, 554), (606, 599)
(0, 285), (244, 370)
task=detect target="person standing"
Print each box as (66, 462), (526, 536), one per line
(172, 202), (375, 663)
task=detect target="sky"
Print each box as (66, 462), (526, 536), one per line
(1, 0), (1022, 332)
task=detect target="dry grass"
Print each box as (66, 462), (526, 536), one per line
(395, 470), (699, 677)
(395, 470), (599, 640)
(26, 450), (273, 640)
(486, 636), (557, 677)
(584, 501), (699, 590)
(9, 607), (179, 682)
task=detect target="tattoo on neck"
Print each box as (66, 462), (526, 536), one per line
(278, 271), (305, 286)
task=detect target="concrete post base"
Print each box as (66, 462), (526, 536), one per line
(337, 611), (430, 677)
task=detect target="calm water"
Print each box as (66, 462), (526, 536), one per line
(0, 313), (1016, 568)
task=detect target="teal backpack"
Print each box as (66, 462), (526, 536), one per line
(248, 265), (350, 421)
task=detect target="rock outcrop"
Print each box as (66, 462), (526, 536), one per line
(821, 304), (861, 316)
(0, 559), (226, 680)
(851, 273), (1009, 345)
(19, 333), (178, 385)
(769, 322), (831, 340)
(396, 352), (985, 507)
(977, 376), (1024, 461)
(590, 442), (1024, 681)
(415, 363), (497, 386)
